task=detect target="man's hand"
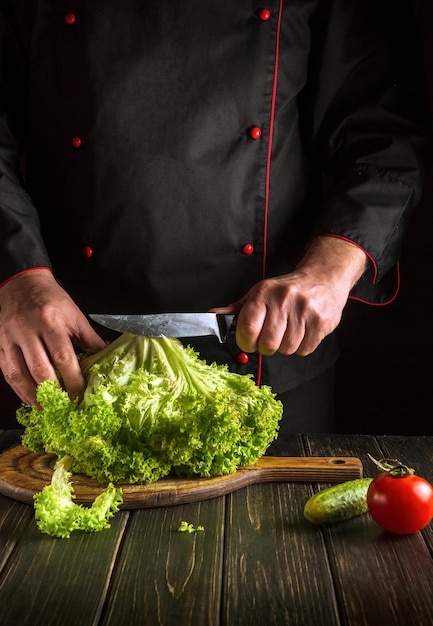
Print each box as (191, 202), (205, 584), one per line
(211, 236), (369, 356)
(0, 269), (106, 406)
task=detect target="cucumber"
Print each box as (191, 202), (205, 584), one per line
(303, 477), (373, 525)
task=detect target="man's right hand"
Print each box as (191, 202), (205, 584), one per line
(0, 269), (106, 406)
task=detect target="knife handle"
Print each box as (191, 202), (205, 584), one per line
(216, 314), (237, 342)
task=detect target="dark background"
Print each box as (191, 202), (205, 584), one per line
(335, 0), (433, 435)
(1, 0), (432, 434)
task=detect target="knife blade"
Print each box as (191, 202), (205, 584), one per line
(89, 312), (236, 342)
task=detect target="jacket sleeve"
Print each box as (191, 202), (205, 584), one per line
(0, 7), (51, 286)
(306, 0), (432, 304)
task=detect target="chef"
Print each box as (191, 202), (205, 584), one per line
(0, 0), (430, 434)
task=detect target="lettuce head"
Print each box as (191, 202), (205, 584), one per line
(18, 334), (282, 485)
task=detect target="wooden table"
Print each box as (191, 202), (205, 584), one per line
(1, 429), (433, 626)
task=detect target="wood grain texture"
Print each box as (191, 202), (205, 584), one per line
(101, 499), (225, 625)
(306, 434), (433, 626)
(0, 497), (34, 574)
(0, 511), (129, 626)
(0, 445), (363, 508)
(221, 433), (337, 626)
(222, 481), (340, 625)
(1, 432), (433, 625)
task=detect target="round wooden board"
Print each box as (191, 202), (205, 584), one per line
(0, 445), (363, 509)
(0, 445), (251, 509)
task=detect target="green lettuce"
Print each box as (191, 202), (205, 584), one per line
(33, 455), (123, 538)
(18, 334), (282, 486)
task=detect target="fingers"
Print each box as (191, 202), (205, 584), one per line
(0, 321), (106, 407)
(0, 271), (107, 406)
(0, 328), (85, 406)
(43, 333), (88, 401)
(0, 343), (54, 407)
(210, 290), (306, 355)
(237, 305), (325, 356)
(235, 299), (270, 354)
(1, 328), (103, 406)
(75, 324), (107, 354)
(236, 305), (307, 356)
(208, 301), (244, 315)
(293, 321), (326, 356)
(230, 278), (341, 357)
(45, 324), (106, 401)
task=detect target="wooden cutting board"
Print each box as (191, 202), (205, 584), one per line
(0, 445), (363, 509)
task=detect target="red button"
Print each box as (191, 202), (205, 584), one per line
(249, 126), (262, 140)
(72, 136), (82, 148)
(242, 243), (254, 255)
(83, 246), (93, 258)
(257, 8), (271, 21)
(237, 353), (249, 365)
(65, 13), (76, 25)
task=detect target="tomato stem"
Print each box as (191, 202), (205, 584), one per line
(367, 454), (415, 477)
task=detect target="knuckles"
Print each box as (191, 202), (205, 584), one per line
(2, 364), (24, 386)
(27, 359), (54, 383)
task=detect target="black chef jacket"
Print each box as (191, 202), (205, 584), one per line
(0, 0), (430, 394)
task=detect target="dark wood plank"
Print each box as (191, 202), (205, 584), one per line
(222, 481), (340, 625)
(0, 511), (129, 626)
(0, 497), (34, 574)
(323, 515), (433, 626)
(374, 435), (433, 479)
(0, 433), (41, 576)
(101, 498), (225, 626)
(306, 434), (433, 626)
(265, 433), (310, 458)
(222, 435), (340, 625)
(0, 429), (23, 453)
(1, 431), (431, 626)
(304, 432), (382, 477)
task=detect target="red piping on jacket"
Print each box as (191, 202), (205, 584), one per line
(322, 233), (401, 306)
(323, 234), (379, 283)
(257, 0), (283, 387)
(0, 267), (53, 289)
(349, 262), (400, 306)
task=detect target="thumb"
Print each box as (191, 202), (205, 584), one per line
(74, 318), (107, 353)
(208, 299), (244, 315)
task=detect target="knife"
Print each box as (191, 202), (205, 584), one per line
(89, 312), (237, 342)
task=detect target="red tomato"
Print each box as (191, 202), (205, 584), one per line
(367, 472), (433, 535)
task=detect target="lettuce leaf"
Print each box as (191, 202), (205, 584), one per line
(33, 455), (123, 538)
(18, 334), (282, 485)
